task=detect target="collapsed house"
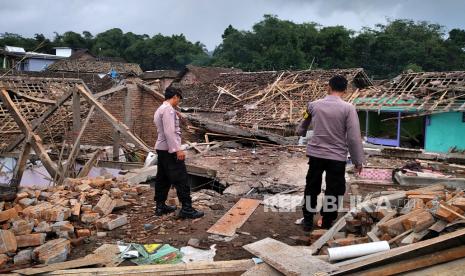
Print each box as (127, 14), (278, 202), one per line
(174, 65), (242, 85)
(140, 70), (180, 91)
(47, 59), (143, 76)
(353, 71), (465, 153)
(176, 68), (372, 135)
(1, 64), (465, 274)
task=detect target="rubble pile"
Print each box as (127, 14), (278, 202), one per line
(177, 68), (372, 133)
(311, 184), (465, 255)
(0, 176), (150, 267)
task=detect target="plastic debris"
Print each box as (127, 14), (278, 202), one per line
(180, 245), (216, 263)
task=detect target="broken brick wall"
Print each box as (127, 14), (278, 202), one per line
(81, 80), (162, 147)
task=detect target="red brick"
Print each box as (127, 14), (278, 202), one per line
(93, 194), (116, 216)
(16, 233), (46, 248)
(33, 238), (70, 264)
(76, 229), (91, 238)
(0, 208), (18, 222)
(96, 214), (128, 230)
(0, 230), (17, 254)
(0, 254), (8, 268)
(81, 212), (100, 224)
(12, 219), (34, 235)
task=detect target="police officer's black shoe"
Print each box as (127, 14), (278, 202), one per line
(321, 218), (334, 230)
(301, 219), (314, 232)
(178, 206), (204, 219)
(155, 204), (177, 216)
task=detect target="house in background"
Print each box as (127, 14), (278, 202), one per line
(352, 71), (465, 153)
(140, 70), (180, 91)
(1, 46), (65, 72)
(175, 64), (242, 85)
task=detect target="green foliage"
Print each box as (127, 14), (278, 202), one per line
(404, 63), (424, 72)
(1, 15), (465, 77)
(212, 16), (465, 78)
(0, 29), (208, 71)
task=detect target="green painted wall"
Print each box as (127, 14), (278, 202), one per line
(425, 112), (465, 153)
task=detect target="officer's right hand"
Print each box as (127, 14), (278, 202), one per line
(176, 150), (186, 161)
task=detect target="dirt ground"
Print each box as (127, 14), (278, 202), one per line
(69, 189), (304, 261)
(68, 148), (465, 262)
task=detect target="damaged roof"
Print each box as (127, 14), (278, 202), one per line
(141, 70), (180, 80)
(176, 68), (372, 133)
(47, 59), (143, 75)
(177, 65), (242, 83)
(0, 76), (90, 152)
(351, 71), (465, 113)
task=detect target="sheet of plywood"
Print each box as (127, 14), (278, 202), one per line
(207, 198), (260, 237)
(243, 238), (337, 276)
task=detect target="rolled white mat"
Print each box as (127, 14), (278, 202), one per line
(328, 241), (390, 261)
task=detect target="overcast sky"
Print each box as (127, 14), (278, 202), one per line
(1, 0), (464, 50)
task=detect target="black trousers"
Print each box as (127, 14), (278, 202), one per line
(154, 150), (192, 207)
(302, 156), (346, 224)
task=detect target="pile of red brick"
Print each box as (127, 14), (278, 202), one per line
(0, 176), (150, 267)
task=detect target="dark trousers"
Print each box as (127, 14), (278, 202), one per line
(154, 150), (192, 207)
(302, 156), (346, 225)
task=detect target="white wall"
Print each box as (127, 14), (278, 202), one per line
(26, 58), (57, 71)
(55, 48), (72, 57)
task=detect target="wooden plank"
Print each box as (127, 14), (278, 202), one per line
(45, 259), (254, 275)
(92, 244), (123, 267)
(0, 89), (60, 179)
(136, 82), (165, 100)
(94, 85), (126, 99)
(77, 85), (151, 152)
(334, 228), (465, 275)
(242, 263), (284, 276)
(356, 245), (465, 276)
(367, 210), (396, 242)
(207, 198), (260, 237)
(5, 90), (73, 152)
(401, 256), (465, 275)
(308, 213), (348, 254)
(77, 149), (102, 178)
(243, 238), (337, 276)
(13, 255), (106, 275)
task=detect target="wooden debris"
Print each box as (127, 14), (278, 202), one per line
(13, 254), (106, 275)
(46, 259), (255, 275)
(207, 198), (260, 237)
(243, 237), (337, 276)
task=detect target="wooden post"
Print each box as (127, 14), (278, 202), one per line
(112, 130), (120, 161)
(72, 90), (81, 148)
(76, 85), (151, 152)
(61, 105), (96, 181)
(0, 89), (60, 180)
(112, 87), (131, 161)
(77, 149), (102, 178)
(11, 138), (32, 188)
